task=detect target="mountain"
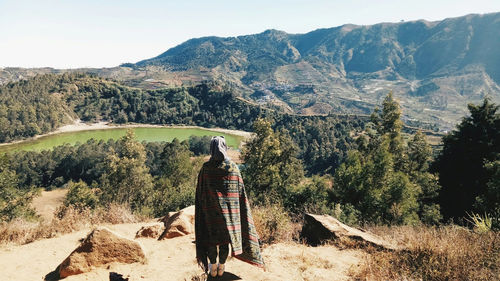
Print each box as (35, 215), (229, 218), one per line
(2, 13), (499, 130)
(132, 12), (500, 130)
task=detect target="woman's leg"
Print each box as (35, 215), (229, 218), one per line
(207, 245), (218, 265)
(218, 244), (229, 264)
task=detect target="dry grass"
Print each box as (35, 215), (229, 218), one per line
(286, 247), (334, 274)
(0, 204), (142, 245)
(252, 204), (301, 244)
(355, 225), (500, 281)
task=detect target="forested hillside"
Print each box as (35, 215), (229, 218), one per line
(3, 73), (497, 229)
(133, 12), (500, 130)
(0, 74), (366, 175)
(3, 13), (499, 130)
(0, 75), (75, 142)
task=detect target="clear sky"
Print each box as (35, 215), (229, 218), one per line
(1, 0), (499, 69)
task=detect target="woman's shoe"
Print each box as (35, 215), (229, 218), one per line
(209, 263), (218, 277)
(217, 263), (225, 277)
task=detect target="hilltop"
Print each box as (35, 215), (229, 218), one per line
(2, 13), (500, 130)
(131, 13), (500, 130)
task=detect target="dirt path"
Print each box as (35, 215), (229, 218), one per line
(31, 189), (68, 221)
(0, 222), (363, 281)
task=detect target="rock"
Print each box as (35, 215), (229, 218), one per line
(159, 205), (195, 239)
(57, 227), (146, 278)
(301, 213), (397, 250)
(135, 223), (164, 239)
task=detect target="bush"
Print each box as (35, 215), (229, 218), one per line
(63, 181), (99, 210)
(188, 135), (212, 156)
(284, 175), (332, 215)
(152, 179), (195, 217)
(1, 203), (140, 245)
(252, 204), (298, 244)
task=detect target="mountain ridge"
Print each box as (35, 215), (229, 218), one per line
(130, 12), (500, 130)
(2, 12), (500, 130)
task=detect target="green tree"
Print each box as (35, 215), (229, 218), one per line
(64, 180), (99, 210)
(151, 138), (196, 217)
(435, 99), (500, 221)
(100, 130), (154, 214)
(0, 155), (37, 221)
(334, 93), (438, 225)
(242, 118), (304, 203)
(370, 92), (405, 167)
(159, 138), (193, 187)
(483, 158), (500, 228)
(334, 137), (421, 224)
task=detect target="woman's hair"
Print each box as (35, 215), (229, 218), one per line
(210, 136), (229, 161)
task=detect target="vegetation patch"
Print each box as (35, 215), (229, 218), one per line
(356, 226), (500, 281)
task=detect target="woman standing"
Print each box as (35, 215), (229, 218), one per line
(195, 136), (264, 277)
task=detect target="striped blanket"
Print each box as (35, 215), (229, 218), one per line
(195, 159), (265, 271)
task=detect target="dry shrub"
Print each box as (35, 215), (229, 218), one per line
(355, 225), (500, 281)
(252, 204), (299, 244)
(293, 249), (334, 273)
(93, 203), (141, 224)
(271, 243), (335, 280)
(0, 203), (142, 245)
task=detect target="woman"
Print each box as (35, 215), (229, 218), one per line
(195, 136), (265, 277)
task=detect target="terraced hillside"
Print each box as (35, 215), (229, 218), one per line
(2, 13), (499, 130)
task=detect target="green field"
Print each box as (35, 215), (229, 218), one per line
(0, 127), (244, 153)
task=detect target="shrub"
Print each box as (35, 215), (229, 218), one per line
(252, 204), (298, 244)
(284, 176), (332, 215)
(152, 179), (195, 217)
(63, 180), (99, 210)
(0, 204), (140, 245)
(188, 135), (212, 156)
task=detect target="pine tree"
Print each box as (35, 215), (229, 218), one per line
(334, 93), (439, 225)
(370, 92), (405, 166)
(436, 98), (500, 220)
(159, 138), (193, 187)
(242, 118), (304, 203)
(0, 155), (36, 221)
(100, 130), (154, 214)
(407, 131), (441, 224)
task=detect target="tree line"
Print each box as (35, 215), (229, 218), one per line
(242, 95), (500, 228)
(1, 73), (498, 229)
(0, 73), (367, 175)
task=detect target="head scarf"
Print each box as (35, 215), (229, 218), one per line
(210, 136), (229, 161)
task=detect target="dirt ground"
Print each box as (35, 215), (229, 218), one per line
(1, 190), (365, 281)
(31, 189), (68, 221)
(0, 221), (363, 281)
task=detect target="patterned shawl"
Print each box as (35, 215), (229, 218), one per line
(195, 159), (265, 272)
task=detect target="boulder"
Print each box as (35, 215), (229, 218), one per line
(135, 223), (164, 239)
(301, 213), (397, 250)
(57, 227), (146, 278)
(159, 205), (195, 239)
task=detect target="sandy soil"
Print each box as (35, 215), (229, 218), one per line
(1, 190), (364, 281)
(31, 189), (68, 221)
(0, 221), (363, 281)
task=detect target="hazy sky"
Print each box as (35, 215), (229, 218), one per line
(1, 0), (499, 68)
